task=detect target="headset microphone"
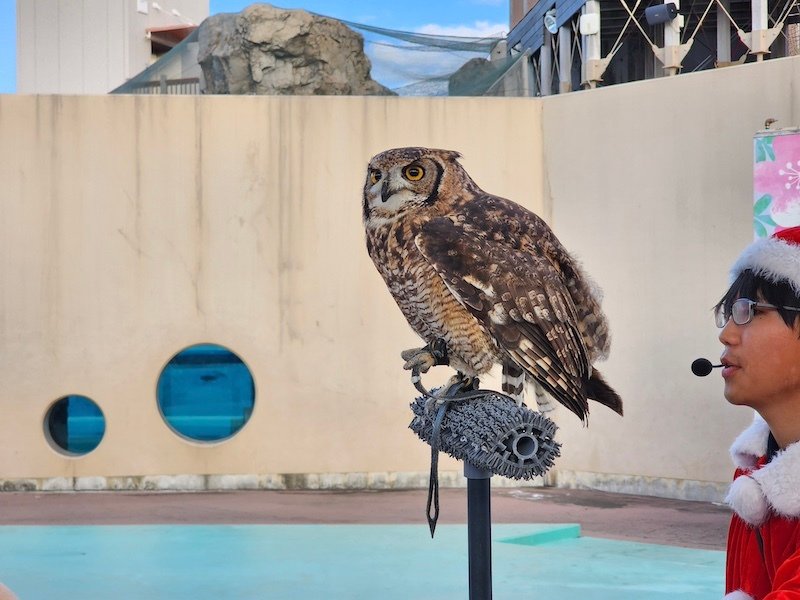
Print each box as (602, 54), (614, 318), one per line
(691, 358), (723, 377)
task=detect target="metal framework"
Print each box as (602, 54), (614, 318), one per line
(509, 0), (800, 94)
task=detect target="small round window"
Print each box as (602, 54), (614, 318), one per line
(44, 395), (106, 455)
(157, 344), (255, 442)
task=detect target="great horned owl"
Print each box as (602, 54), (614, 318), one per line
(362, 146), (622, 422)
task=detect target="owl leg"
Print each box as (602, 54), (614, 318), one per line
(502, 363), (526, 407)
(401, 338), (449, 374)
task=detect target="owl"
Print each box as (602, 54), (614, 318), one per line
(362, 147), (622, 422)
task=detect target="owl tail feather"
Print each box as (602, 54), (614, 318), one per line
(585, 369), (623, 416)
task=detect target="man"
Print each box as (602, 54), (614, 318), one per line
(716, 225), (800, 599)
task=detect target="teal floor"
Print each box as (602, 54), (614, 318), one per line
(0, 524), (723, 599)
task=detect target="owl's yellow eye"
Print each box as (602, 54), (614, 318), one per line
(403, 165), (425, 181)
(369, 170), (381, 185)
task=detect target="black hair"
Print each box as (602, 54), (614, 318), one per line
(715, 269), (800, 329)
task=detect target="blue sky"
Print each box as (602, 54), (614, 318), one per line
(0, 0), (507, 94)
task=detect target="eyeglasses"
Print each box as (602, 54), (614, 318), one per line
(715, 298), (800, 328)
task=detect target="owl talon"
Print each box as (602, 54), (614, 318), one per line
(401, 340), (449, 373)
(423, 373), (478, 413)
(402, 348), (437, 374)
(424, 395), (446, 413)
(442, 373), (476, 394)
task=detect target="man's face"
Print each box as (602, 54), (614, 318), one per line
(719, 298), (800, 413)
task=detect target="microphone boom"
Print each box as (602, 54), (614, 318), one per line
(691, 358), (722, 377)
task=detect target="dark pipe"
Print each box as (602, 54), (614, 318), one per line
(465, 462), (492, 600)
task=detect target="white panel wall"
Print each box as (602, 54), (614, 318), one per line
(16, 0), (208, 94)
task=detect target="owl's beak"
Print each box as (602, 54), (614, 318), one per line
(380, 178), (391, 203)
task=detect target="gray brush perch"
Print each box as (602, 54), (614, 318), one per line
(406, 340), (561, 600)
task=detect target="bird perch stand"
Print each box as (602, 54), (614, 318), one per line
(408, 358), (561, 600)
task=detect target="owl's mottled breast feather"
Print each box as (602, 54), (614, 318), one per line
(365, 217), (500, 374)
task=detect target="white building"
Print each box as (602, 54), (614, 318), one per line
(16, 0), (209, 94)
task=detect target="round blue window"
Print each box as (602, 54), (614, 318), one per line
(157, 344), (255, 442)
(45, 395), (106, 455)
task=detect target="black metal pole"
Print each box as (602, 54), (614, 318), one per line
(465, 462), (492, 600)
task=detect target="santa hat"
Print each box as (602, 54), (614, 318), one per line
(730, 226), (800, 294)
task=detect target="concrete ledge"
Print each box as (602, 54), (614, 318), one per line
(548, 470), (729, 503)
(0, 470), (727, 501)
(0, 471), (546, 492)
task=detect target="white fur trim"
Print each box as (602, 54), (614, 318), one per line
(731, 236), (800, 293)
(730, 413), (769, 469)
(726, 414), (800, 524)
(723, 591), (754, 600)
(726, 475), (769, 526)
(752, 441), (800, 520)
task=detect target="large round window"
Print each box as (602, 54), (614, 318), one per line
(44, 395), (106, 455)
(157, 344), (255, 442)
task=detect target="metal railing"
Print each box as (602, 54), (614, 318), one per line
(125, 75), (201, 95)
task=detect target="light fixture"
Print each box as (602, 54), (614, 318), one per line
(544, 8), (559, 35)
(645, 2), (678, 26)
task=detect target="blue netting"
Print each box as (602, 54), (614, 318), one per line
(112, 5), (515, 96)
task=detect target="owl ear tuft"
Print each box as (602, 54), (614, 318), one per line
(434, 149), (462, 163)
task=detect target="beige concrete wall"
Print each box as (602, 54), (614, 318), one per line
(4, 56), (800, 498)
(541, 56), (800, 498)
(0, 94), (544, 487)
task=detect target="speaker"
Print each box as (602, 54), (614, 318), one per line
(645, 3), (678, 26)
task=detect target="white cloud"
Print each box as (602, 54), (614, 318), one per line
(368, 43), (476, 89)
(351, 14), (378, 24)
(415, 21), (508, 38)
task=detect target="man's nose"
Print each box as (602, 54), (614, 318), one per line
(719, 319), (740, 345)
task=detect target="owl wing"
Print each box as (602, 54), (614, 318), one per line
(415, 214), (591, 419)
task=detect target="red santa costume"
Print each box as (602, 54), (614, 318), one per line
(723, 227), (800, 599)
(725, 414), (800, 599)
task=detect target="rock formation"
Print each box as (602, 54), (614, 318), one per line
(197, 3), (394, 96)
(449, 57), (496, 96)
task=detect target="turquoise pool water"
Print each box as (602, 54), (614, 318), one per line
(0, 523), (723, 599)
